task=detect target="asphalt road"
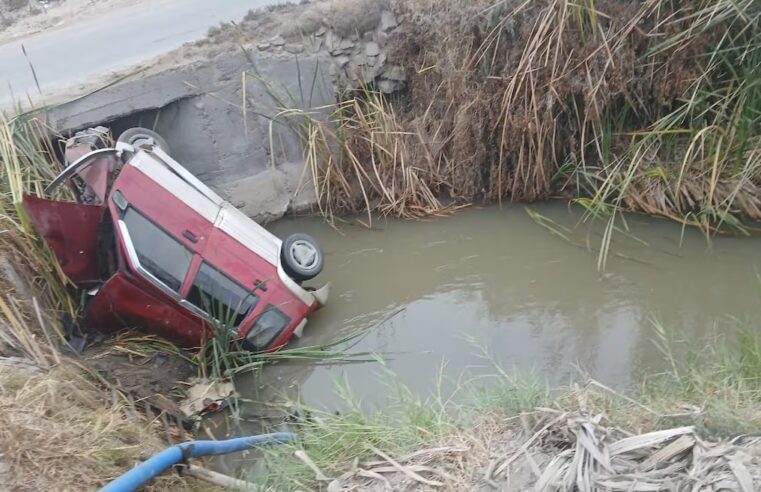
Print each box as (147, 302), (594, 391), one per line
(0, 0), (281, 105)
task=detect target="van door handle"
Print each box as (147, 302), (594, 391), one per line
(182, 230), (199, 243)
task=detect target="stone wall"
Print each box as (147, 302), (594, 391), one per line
(255, 8), (406, 94)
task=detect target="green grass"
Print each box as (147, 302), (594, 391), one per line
(196, 319), (379, 381)
(250, 321), (761, 489)
(631, 321), (761, 438)
(567, 0), (761, 268)
(194, 295), (395, 381)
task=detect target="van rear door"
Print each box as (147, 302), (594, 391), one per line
(22, 194), (105, 287)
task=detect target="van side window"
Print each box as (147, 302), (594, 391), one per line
(187, 263), (259, 328)
(123, 207), (192, 292)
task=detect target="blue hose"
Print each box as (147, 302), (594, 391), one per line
(100, 432), (296, 492)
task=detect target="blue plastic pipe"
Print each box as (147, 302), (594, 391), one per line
(100, 432), (296, 492)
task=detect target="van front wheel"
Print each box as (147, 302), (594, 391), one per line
(281, 233), (324, 282)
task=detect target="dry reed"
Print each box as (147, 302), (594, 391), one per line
(283, 0), (760, 259)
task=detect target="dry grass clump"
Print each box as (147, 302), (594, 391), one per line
(297, 92), (451, 224)
(0, 113), (76, 357)
(0, 360), (190, 492)
(293, 0), (760, 250)
(326, 408), (761, 491)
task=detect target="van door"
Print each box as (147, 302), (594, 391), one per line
(22, 195), (105, 287)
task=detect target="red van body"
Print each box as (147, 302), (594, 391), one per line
(24, 129), (328, 351)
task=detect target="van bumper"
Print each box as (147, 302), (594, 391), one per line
(312, 282), (330, 307)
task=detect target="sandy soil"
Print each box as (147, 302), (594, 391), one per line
(0, 0), (139, 43)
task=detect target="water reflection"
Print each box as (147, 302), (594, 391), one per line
(237, 204), (761, 413)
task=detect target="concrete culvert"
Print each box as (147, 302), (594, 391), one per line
(117, 127), (170, 154)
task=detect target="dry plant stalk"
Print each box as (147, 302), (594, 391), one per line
(0, 359), (192, 491)
(327, 409), (761, 491)
(293, 0), (760, 248)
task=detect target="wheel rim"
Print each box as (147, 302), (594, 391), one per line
(129, 134), (155, 147)
(289, 240), (319, 271)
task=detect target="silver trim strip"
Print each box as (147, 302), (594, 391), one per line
(45, 148), (118, 195)
(117, 220), (180, 300)
(176, 299), (238, 335)
(179, 299), (209, 319)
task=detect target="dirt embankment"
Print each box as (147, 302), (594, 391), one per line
(29, 0), (761, 235)
(154, 0), (757, 237)
(127, 0), (759, 236)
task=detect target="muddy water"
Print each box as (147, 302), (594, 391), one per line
(240, 204), (761, 412)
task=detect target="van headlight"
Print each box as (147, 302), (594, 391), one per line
(245, 307), (290, 350)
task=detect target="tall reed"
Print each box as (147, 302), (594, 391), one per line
(0, 113), (76, 361)
(265, 0), (760, 266)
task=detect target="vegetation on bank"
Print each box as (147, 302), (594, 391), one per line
(277, 0), (761, 267)
(2, 0), (761, 489)
(255, 324), (761, 489)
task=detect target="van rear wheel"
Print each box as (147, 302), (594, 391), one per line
(281, 233), (324, 281)
(117, 127), (170, 154)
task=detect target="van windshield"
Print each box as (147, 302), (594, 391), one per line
(187, 262), (259, 328)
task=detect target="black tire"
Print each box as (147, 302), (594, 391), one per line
(117, 127), (170, 154)
(281, 233), (324, 281)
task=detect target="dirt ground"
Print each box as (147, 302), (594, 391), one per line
(0, 0), (136, 42)
(0, 357), (199, 491)
(84, 340), (197, 423)
(87, 350), (195, 400)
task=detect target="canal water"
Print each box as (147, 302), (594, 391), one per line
(238, 203), (761, 413)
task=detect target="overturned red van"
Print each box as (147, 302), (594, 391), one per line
(24, 127), (329, 351)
